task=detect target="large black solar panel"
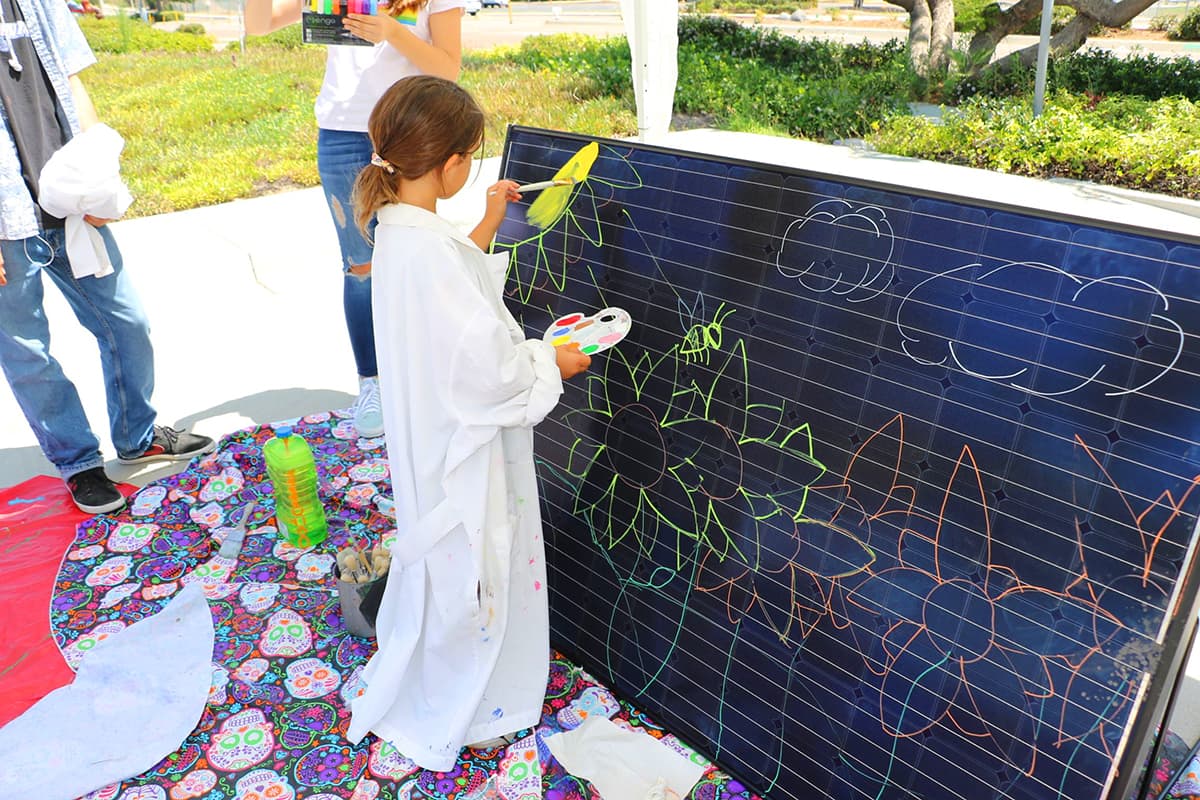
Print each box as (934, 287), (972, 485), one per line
(493, 126), (1200, 800)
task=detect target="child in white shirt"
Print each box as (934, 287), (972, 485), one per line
(344, 74), (591, 770)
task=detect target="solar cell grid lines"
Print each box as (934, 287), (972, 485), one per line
(492, 127), (1200, 800)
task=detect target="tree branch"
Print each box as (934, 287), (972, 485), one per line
(967, 0), (1045, 63)
(1055, 0), (1156, 25)
(991, 13), (1097, 70)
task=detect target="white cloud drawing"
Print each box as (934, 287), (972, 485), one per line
(775, 199), (895, 303)
(896, 261), (1184, 398)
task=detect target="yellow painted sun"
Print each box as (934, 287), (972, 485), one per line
(526, 141), (599, 230)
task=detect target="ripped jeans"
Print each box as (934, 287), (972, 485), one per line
(317, 127), (378, 379)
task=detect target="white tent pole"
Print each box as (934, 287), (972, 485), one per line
(1032, 0), (1055, 116)
(621, 0), (678, 141)
(632, 0), (651, 140)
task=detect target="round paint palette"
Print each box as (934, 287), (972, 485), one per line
(544, 307), (632, 355)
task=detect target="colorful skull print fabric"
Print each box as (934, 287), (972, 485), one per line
(52, 413), (758, 800)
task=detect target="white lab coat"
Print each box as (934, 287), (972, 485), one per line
(346, 203), (563, 771)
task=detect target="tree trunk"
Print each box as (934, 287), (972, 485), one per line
(889, 0), (957, 77)
(892, 0), (934, 76)
(928, 0), (956, 76)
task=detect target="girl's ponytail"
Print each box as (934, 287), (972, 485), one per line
(352, 75), (486, 237)
(353, 151), (401, 240)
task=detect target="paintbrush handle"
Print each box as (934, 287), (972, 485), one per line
(489, 178), (573, 197)
(516, 179), (573, 193)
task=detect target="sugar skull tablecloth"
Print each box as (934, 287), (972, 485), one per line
(49, 412), (760, 800)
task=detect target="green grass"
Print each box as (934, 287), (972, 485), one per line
(83, 28), (636, 219)
(78, 15), (215, 53)
(86, 46), (324, 216)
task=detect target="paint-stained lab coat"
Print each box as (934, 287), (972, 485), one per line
(346, 202), (563, 771)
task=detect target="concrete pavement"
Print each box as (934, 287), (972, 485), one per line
(0, 158), (500, 492)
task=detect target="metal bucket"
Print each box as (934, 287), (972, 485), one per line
(334, 563), (383, 638)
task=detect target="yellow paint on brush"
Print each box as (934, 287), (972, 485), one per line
(525, 141), (598, 230)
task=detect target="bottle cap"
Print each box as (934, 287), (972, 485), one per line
(275, 425), (293, 438)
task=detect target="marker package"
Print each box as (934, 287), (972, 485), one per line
(302, 0), (403, 46)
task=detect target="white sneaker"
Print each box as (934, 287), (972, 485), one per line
(353, 376), (384, 438)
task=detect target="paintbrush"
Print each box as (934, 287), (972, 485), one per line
(517, 178), (576, 193)
(489, 178), (576, 197)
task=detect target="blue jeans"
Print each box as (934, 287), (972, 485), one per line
(0, 226), (156, 477)
(317, 128), (378, 379)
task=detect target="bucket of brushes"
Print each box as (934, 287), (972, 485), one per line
(335, 540), (391, 638)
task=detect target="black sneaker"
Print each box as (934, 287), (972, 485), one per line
(117, 425), (216, 465)
(66, 467), (126, 514)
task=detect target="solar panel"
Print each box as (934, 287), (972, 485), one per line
(493, 125), (1200, 800)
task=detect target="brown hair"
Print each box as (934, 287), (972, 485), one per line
(353, 75), (485, 236)
(382, 0), (428, 16)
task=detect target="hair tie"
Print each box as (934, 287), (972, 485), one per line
(370, 152), (395, 174)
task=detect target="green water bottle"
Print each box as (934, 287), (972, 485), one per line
(263, 425), (328, 548)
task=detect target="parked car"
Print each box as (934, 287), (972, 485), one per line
(464, 0), (480, 13)
(481, 0), (507, 7)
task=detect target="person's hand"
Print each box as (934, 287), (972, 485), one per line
(343, 11), (403, 44)
(83, 215), (114, 227)
(555, 343), (591, 380)
(484, 180), (520, 222)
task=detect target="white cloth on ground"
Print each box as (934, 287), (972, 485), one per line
(545, 716), (708, 800)
(37, 122), (133, 279)
(0, 583), (214, 800)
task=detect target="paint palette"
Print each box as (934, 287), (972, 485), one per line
(544, 308), (632, 355)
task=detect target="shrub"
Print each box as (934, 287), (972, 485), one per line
(245, 24), (306, 49)
(1052, 48), (1200, 100)
(673, 33), (909, 139)
(1148, 15), (1178, 34)
(955, 0), (994, 33)
(953, 48), (1200, 102)
(175, 22), (206, 35)
(78, 16), (213, 52)
(868, 91), (1200, 198)
(1171, 8), (1200, 40)
(678, 14), (905, 74)
(502, 34), (632, 98)
(694, 0), (810, 12)
(150, 9), (184, 21)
